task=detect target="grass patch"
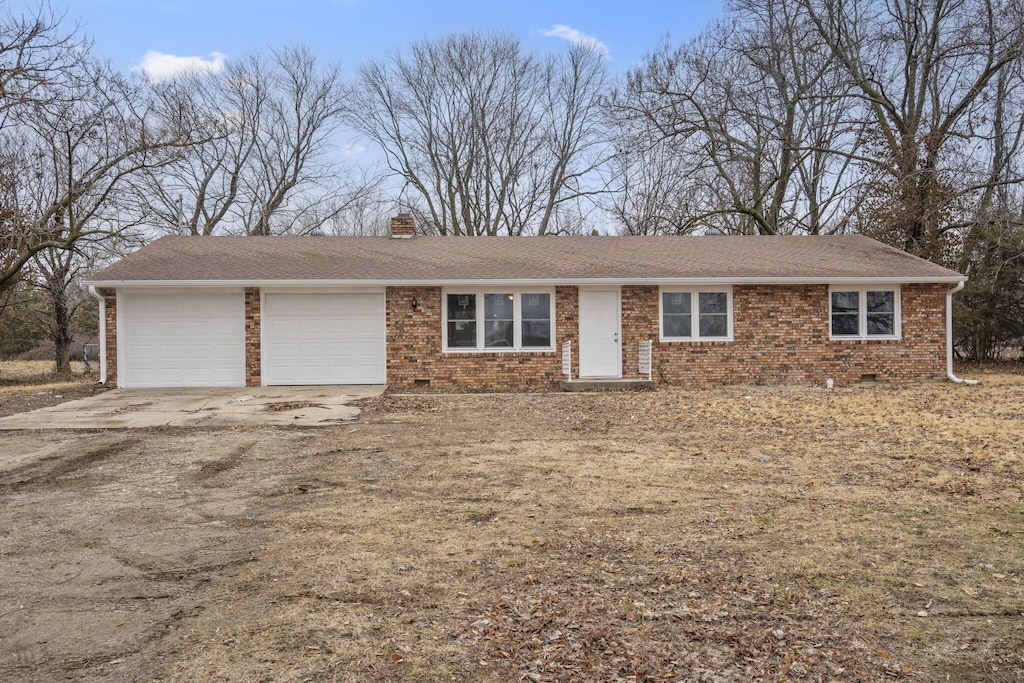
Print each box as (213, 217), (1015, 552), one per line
(0, 360), (101, 416)
(0, 360), (92, 381)
(132, 375), (1024, 681)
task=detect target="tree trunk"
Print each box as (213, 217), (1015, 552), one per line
(49, 284), (73, 375)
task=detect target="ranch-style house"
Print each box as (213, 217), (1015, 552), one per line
(85, 215), (968, 390)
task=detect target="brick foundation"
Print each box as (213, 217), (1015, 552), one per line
(244, 288), (261, 387)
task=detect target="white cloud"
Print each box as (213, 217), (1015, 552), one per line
(538, 24), (610, 58)
(134, 51), (227, 84)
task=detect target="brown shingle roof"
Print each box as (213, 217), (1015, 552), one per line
(87, 234), (963, 284)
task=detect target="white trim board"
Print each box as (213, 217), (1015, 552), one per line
(86, 276), (967, 288)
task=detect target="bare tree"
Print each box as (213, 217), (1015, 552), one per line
(140, 57), (266, 235)
(243, 45), (354, 235)
(31, 243), (91, 373)
(956, 57), (1024, 359)
(613, 0), (1024, 349)
(799, 0), (1024, 262)
(534, 44), (613, 235)
(142, 45), (367, 236)
(349, 32), (611, 236)
(2, 64), (184, 281)
(0, 2), (82, 290)
(3, 53), (187, 371)
(616, 0), (862, 235)
(606, 135), (700, 234)
(0, 1), (79, 117)
(324, 178), (396, 236)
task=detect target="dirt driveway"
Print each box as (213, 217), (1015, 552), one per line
(1, 376), (1022, 681)
(0, 385), (382, 429)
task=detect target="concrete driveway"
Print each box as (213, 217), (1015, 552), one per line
(0, 385), (384, 429)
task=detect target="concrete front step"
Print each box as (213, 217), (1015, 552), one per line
(559, 378), (656, 392)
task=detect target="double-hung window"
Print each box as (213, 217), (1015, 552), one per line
(444, 290), (554, 351)
(483, 294), (515, 347)
(446, 294), (477, 348)
(520, 293), (552, 347)
(660, 288), (733, 341)
(830, 287), (900, 339)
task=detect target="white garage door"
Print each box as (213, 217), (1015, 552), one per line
(120, 292), (245, 388)
(262, 293), (386, 385)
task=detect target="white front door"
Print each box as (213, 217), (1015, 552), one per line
(579, 288), (621, 378)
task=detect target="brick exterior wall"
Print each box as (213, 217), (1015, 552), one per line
(244, 288), (261, 387)
(98, 288), (117, 386)
(386, 286), (579, 390)
(620, 283), (947, 385)
(386, 283), (947, 390)
(103, 282), (948, 390)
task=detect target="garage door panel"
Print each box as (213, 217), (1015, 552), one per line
(263, 292), (385, 385)
(120, 292), (245, 388)
(213, 345), (239, 361)
(322, 319), (345, 335)
(358, 342), (381, 357)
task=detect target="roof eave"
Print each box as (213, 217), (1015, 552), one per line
(84, 275), (967, 288)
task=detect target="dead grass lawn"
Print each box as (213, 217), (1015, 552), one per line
(0, 359), (90, 380)
(128, 371), (1024, 682)
(0, 361), (101, 416)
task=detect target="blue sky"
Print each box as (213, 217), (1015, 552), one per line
(25, 0), (723, 77)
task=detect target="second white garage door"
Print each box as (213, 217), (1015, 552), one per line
(262, 293), (386, 385)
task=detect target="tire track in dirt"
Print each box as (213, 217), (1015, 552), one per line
(0, 437), (139, 493)
(1, 605), (203, 682)
(192, 441), (255, 481)
(0, 435), (272, 682)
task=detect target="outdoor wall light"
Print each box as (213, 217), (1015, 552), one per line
(411, 297), (419, 310)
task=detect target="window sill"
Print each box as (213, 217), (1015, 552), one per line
(443, 347), (556, 355)
(829, 336), (902, 343)
(660, 337), (734, 344)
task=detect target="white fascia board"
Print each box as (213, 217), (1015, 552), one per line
(85, 275), (966, 288)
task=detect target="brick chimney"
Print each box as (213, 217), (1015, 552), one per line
(390, 213), (416, 239)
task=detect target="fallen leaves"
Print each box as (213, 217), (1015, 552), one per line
(266, 401), (327, 412)
(451, 531), (892, 681)
(72, 372), (1021, 683)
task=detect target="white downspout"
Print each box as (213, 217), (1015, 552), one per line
(946, 281), (979, 385)
(88, 285), (107, 385)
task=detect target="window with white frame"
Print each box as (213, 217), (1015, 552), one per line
(444, 290), (553, 351)
(660, 288), (733, 341)
(829, 287), (900, 338)
(446, 293), (477, 348)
